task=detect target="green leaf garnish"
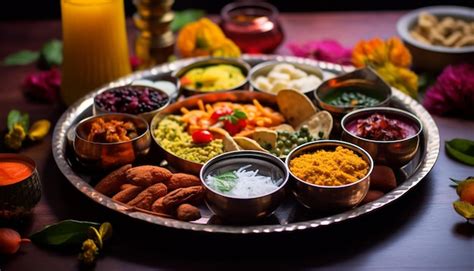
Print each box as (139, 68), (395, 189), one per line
(446, 138), (474, 166)
(213, 171), (237, 192)
(3, 50), (40, 66)
(171, 9), (205, 32)
(233, 109), (247, 120)
(30, 220), (100, 247)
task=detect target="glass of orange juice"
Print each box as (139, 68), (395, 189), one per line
(61, 0), (132, 105)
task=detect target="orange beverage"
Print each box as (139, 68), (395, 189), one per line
(61, 0), (132, 105)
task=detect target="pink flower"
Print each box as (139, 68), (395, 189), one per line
(423, 63), (474, 118)
(23, 68), (61, 103)
(287, 39), (352, 65)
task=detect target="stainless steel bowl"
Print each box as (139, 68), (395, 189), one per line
(173, 57), (251, 96)
(249, 60), (324, 99)
(286, 140), (373, 212)
(73, 113), (151, 169)
(396, 6), (474, 72)
(93, 84), (170, 123)
(314, 67), (392, 135)
(341, 107), (423, 168)
(200, 151), (289, 223)
(150, 91), (279, 175)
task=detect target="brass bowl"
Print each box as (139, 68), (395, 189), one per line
(249, 60), (324, 99)
(341, 107), (423, 168)
(172, 57), (251, 96)
(93, 84), (171, 123)
(314, 67), (392, 134)
(286, 140), (373, 212)
(200, 151), (289, 223)
(150, 91), (279, 175)
(73, 113), (151, 169)
(0, 154), (41, 219)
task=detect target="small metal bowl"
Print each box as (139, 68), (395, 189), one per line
(93, 85), (170, 123)
(200, 151), (289, 223)
(286, 140), (373, 212)
(314, 67), (392, 133)
(0, 154), (41, 220)
(173, 57), (251, 96)
(73, 113), (151, 169)
(341, 107), (423, 168)
(249, 60), (324, 99)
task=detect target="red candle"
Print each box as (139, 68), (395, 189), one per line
(0, 159), (34, 186)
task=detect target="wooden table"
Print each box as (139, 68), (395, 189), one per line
(1, 12), (473, 270)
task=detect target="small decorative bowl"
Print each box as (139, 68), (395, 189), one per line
(286, 140), (373, 212)
(200, 151), (289, 223)
(73, 113), (151, 169)
(173, 57), (251, 96)
(396, 6), (474, 72)
(341, 107), (423, 168)
(0, 154), (41, 219)
(93, 84), (170, 123)
(314, 67), (392, 134)
(249, 60), (324, 99)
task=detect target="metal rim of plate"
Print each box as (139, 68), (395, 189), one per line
(52, 54), (440, 234)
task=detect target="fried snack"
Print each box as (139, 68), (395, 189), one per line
(94, 164), (132, 196)
(276, 89), (317, 127)
(151, 197), (167, 214)
(126, 166), (172, 187)
(370, 165), (397, 192)
(165, 173), (202, 191)
(120, 184), (136, 190)
(127, 183), (168, 210)
(362, 190), (385, 204)
(112, 185), (144, 203)
(176, 204), (201, 221)
(162, 186), (204, 209)
(411, 12), (474, 48)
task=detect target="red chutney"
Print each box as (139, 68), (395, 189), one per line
(347, 113), (417, 141)
(0, 159), (34, 186)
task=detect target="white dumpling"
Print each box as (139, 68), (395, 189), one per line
(268, 71), (291, 83)
(289, 68), (308, 79)
(255, 76), (272, 91)
(272, 63), (295, 74)
(271, 80), (290, 93)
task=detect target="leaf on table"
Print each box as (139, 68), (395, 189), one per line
(446, 138), (474, 166)
(3, 50), (40, 66)
(171, 9), (205, 32)
(39, 39), (63, 68)
(7, 110), (29, 131)
(30, 220), (100, 247)
(453, 200), (474, 219)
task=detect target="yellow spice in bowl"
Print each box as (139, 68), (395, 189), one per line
(289, 146), (368, 186)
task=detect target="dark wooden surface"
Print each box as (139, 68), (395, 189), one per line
(1, 12), (473, 271)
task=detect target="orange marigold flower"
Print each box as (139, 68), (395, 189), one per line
(177, 18), (241, 58)
(386, 37), (412, 68)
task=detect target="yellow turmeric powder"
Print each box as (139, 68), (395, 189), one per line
(290, 146), (368, 186)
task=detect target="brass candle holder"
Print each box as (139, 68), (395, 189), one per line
(133, 0), (175, 68)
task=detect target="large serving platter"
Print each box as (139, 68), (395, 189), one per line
(52, 55), (440, 234)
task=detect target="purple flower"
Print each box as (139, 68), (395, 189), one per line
(423, 63), (474, 118)
(23, 68), (61, 103)
(287, 39), (352, 65)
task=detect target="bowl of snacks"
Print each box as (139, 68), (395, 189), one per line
(341, 107), (423, 168)
(73, 113), (151, 169)
(314, 67), (391, 133)
(200, 150), (289, 222)
(286, 140), (373, 212)
(150, 90), (333, 175)
(93, 85), (170, 123)
(249, 61), (324, 98)
(397, 6), (474, 72)
(173, 57), (251, 96)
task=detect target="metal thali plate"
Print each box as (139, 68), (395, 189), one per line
(52, 55), (440, 234)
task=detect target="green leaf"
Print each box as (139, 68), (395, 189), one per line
(216, 171), (237, 181)
(40, 39), (63, 67)
(213, 171), (237, 192)
(171, 9), (205, 32)
(446, 139), (474, 166)
(3, 50), (40, 66)
(453, 200), (474, 219)
(99, 222), (113, 242)
(7, 110), (29, 131)
(233, 109), (247, 120)
(30, 220), (100, 247)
